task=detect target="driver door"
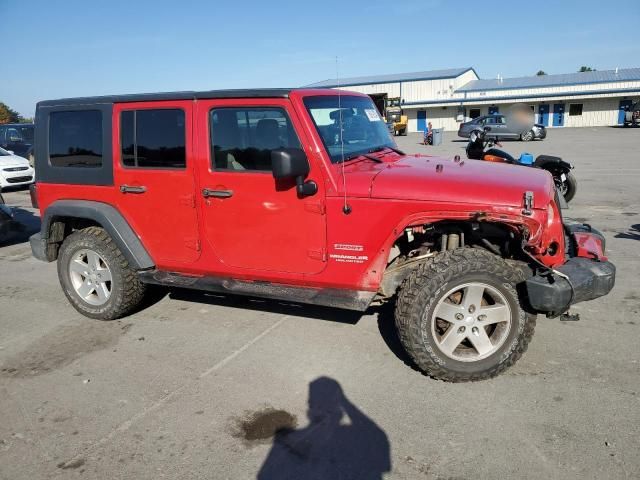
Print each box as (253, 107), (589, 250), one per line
(195, 99), (327, 274)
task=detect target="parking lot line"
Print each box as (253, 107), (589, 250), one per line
(56, 315), (288, 469)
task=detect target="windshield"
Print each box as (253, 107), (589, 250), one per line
(1, 125), (34, 143)
(303, 95), (396, 163)
(0, 147), (10, 156)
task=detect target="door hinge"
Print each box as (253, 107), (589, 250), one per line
(185, 239), (201, 251)
(180, 193), (196, 208)
(308, 248), (327, 261)
(304, 202), (326, 215)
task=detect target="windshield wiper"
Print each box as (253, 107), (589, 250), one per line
(342, 152), (383, 163)
(368, 145), (405, 155)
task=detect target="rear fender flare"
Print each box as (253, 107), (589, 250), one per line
(40, 200), (154, 269)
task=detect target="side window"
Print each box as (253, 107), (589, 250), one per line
(495, 116), (506, 125)
(49, 110), (103, 168)
(120, 109), (186, 169)
(210, 107), (301, 172)
(484, 117), (496, 125)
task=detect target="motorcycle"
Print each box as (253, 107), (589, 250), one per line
(466, 127), (578, 203)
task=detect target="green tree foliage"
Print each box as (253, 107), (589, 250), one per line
(536, 70), (547, 76)
(578, 66), (596, 72)
(0, 102), (26, 124)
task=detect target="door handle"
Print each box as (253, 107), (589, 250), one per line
(202, 188), (233, 198)
(120, 185), (147, 194)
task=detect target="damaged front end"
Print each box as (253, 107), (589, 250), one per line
(523, 191), (615, 317)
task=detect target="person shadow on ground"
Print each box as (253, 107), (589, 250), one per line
(257, 377), (391, 480)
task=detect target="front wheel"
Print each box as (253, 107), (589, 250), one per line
(556, 171), (578, 203)
(57, 226), (148, 320)
(394, 248), (536, 382)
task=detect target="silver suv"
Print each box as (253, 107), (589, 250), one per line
(458, 114), (546, 141)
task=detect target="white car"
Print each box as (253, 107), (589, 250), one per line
(0, 146), (35, 188)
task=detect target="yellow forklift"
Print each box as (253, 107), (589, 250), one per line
(384, 97), (408, 136)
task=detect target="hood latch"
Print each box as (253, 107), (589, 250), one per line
(522, 191), (534, 216)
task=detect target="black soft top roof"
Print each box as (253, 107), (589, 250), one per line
(37, 88), (293, 108)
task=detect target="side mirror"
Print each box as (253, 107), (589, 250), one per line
(271, 148), (317, 197)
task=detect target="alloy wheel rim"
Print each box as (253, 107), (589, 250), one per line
(68, 249), (112, 306)
(429, 282), (512, 362)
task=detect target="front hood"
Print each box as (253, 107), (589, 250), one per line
(367, 155), (554, 209)
(0, 155), (30, 167)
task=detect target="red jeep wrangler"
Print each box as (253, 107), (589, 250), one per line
(29, 89), (615, 381)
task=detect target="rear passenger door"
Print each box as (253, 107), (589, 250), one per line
(113, 101), (200, 266)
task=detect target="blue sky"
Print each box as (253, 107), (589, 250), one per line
(3, 0), (639, 117)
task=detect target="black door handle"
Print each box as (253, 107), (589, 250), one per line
(202, 188), (233, 198)
(120, 185), (147, 194)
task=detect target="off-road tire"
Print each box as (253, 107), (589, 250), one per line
(57, 226), (147, 320)
(394, 248), (536, 382)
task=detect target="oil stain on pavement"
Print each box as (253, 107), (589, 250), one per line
(231, 407), (298, 445)
(0, 321), (132, 377)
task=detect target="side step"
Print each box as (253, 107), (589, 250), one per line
(138, 270), (376, 312)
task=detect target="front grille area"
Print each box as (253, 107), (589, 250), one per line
(3, 166), (29, 172)
(6, 175), (33, 184)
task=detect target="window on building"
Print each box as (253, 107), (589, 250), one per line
(569, 104), (583, 116)
(121, 109), (186, 168)
(469, 108), (481, 119)
(49, 110), (103, 168)
(209, 107), (301, 171)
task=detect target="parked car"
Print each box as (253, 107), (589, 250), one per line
(623, 102), (639, 127)
(0, 146), (35, 188)
(0, 123), (35, 164)
(458, 114), (546, 141)
(29, 88), (614, 382)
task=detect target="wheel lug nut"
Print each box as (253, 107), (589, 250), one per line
(455, 313), (464, 320)
(468, 305), (476, 313)
(472, 326), (479, 333)
(478, 314), (486, 321)
(458, 326), (466, 334)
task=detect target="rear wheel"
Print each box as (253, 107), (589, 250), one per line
(57, 227), (147, 320)
(520, 130), (534, 141)
(394, 248), (536, 382)
(556, 171), (578, 203)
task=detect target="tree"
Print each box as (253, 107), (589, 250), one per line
(536, 70), (547, 76)
(0, 102), (25, 124)
(578, 66), (596, 72)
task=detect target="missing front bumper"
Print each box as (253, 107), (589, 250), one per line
(525, 257), (616, 315)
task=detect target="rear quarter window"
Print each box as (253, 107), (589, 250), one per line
(49, 110), (103, 168)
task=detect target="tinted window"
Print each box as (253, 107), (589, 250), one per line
(49, 110), (102, 168)
(121, 109), (186, 168)
(210, 108), (300, 171)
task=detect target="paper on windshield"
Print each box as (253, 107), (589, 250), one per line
(365, 109), (381, 122)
